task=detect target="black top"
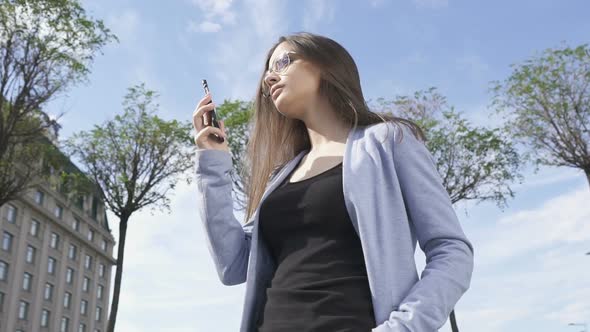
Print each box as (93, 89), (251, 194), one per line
(255, 157), (376, 332)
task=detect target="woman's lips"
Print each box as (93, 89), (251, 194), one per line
(272, 87), (283, 99)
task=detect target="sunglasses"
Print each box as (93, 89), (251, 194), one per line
(261, 51), (300, 98)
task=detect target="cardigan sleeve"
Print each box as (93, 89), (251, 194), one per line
(373, 125), (475, 332)
(195, 148), (253, 286)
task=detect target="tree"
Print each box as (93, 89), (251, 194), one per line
(209, 99), (253, 211)
(64, 83), (194, 332)
(491, 43), (590, 189)
(372, 87), (524, 211)
(0, 0), (116, 207)
(371, 87), (525, 332)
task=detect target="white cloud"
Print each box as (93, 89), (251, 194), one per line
(303, 0), (336, 31)
(447, 182), (590, 332)
(187, 20), (222, 33)
(546, 294), (590, 325)
(474, 186), (590, 265)
(189, 0), (236, 33)
(182, 0), (289, 99)
(243, 0), (286, 40)
(202, 0), (289, 100)
(512, 166), (583, 190)
(191, 0), (234, 17)
(459, 306), (533, 332)
(455, 240), (590, 331)
(413, 0), (449, 9)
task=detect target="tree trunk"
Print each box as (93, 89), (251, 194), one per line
(450, 309), (459, 332)
(585, 168), (590, 191)
(107, 217), (129, 332)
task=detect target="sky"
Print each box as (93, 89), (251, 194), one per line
(42, 0), (590, 331)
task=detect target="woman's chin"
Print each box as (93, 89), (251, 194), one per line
(273, 92), (286, 108)
(274, 101), (292, 117)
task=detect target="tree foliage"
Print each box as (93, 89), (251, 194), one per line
(371, 87), (524, 211)
(491, 43), (590, 187)
(64, 83), (194, 332)
(0, 0), (116, 206)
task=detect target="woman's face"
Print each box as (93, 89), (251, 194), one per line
(263, 42), (321, 118)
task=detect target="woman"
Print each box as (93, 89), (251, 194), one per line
(193, 32), (474, 332)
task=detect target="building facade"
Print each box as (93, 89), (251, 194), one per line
(0, 179), (116, 331)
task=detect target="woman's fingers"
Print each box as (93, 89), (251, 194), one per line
(192, 95), (215, 132)
(191, 93), (230, 152)
(194, 124), (227, 149)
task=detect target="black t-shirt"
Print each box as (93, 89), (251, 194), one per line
(256, 158), (376, 332)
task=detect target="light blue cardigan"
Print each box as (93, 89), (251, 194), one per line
(195, 122), (474, 331)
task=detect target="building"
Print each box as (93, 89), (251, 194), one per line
(0, 153), (116, 331)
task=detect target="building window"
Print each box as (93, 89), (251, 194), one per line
(44, 283), (54, 301)
(101, 239), (108, 252)
(41, 309), (51, 327)
(82, 277), (90, 292)
(34, 190), (45, 205)
(1, 231), (13, 252)
(63, 292), (72, 309)
(79, 323), (86, 332)
(30, 219), (41, 237)
(48, 257), (57, 275)
(6, 204), (17, 223)
(0, 260), (8, 281)
(0, 291), (4, 312)
(97, 285), (104, 300)
(95, 306), (102, 321)
(18, 300), (29, 320)
(50, 232), (60, 249)
(22, 272), (33, 291)
(26, 245), (36, 264)
(66, 268), (74, 284)
(87, 229), (94, 242)
(80, 299), (88, 315)
(72, 218), (80, 232)
(18, 301), (29, 319)
(91, 196), (98, 219)
(60, 316), (69, 332)
(84, 255), (92, 270)
(54, 205), (63, 219)
(76, 195), (85, 210)
(99, 264), (105, 278)
(68, 244), (77, 260)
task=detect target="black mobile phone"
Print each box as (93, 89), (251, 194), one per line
(201, 79), (224, 143)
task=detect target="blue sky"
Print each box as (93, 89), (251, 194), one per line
(46, 0), (590, 331)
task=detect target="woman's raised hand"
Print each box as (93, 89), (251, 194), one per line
(192, 93), (229, 152)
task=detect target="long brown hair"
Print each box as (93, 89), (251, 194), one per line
(242, 31), (425, 224)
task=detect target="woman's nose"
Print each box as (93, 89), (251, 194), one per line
(264, 72), (279, 87)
